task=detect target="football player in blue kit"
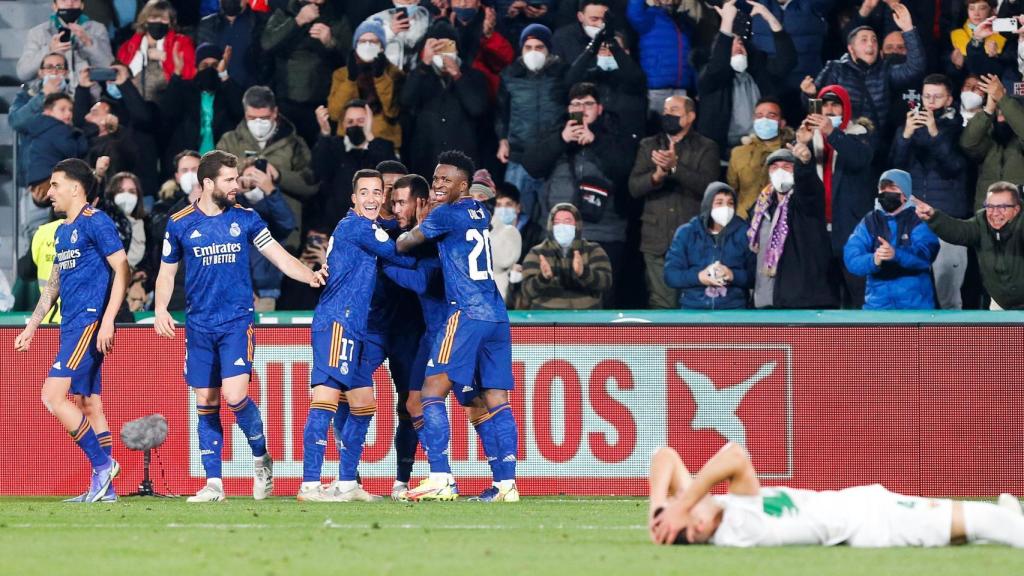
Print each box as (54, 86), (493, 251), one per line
(297, 169), (418, 502)
(14, 159), (130, 503)
(396, 151), (520, 502)
(154, 150), (327, 503)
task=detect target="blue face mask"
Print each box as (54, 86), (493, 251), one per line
(106, 82), (122, 100)
(495, 206), (516, 226)
(830, 115), (842, 128)
(596, 55), (618, 72)
(553, 223), (576, 247)
(453, 7), (477, 22)
(753, 117), (779, 140)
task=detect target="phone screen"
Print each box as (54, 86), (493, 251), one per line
(569, 111), (584, 124)
(809, 99), (822, 115)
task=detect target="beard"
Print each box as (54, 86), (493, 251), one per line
(211, 188), (235, 209)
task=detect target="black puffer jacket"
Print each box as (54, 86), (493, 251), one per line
(495, 56), (568, 163)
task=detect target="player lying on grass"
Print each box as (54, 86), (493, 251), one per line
(649, 443), (1024, 547)
(14, 159), (129, 503)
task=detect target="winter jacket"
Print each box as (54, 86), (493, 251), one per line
(326, 55), (403, 146)
(629, 130), (720, 255)
(750, 0), (833, 88)
(626, 0), (695, 91)
(495, 57), (569, 163)
(844, 208), (939, 310)
(197, 8), (271, 88)
(726, 127), (796, 218)
(565, 39), (648, 145)
(664, 182), (754, 309)
(261, 0), (351, 104)
(960, 97), (1024, 210)
(17, 16), (114, 88)
(116, 29), (197, 81)
(696, 30), (797, 154)
(813, 28), (926, 135)
(890, 108), (970, 218)
(310, 136), (398, 231)
(927, 209), (1024, 309)
(157, 75), (245, 174)
(22, 116), (89, 186)
(366, 4), (431, 71)
(490, 213), (523, 300)
(520, 203), (613, 309)
(551, 23), (592, 68)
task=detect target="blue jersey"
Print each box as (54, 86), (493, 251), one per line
(418, 198), (507, 322)
(313, 210), (416, 337)
(53, 206), (123, 330)
(162, 202), (273, 331)
(383, 249), (448, 336)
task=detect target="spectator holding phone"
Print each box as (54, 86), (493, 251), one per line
(552, 0), (610, 66)
(950, 1), (1005, 72)
(365, 0), (431, 71)
(9, 53), (72, 188)
(959, 73), (1024, 210)
(17, 0), (114, 91)
(237, 158), (298, 311)
(116, 0), (197, 101)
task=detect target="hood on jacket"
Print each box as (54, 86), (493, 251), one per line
(700, 181), (738, 216)
(546, 202), (583, 243)
(818, 84), (851, 131)
(878, 169), (912, 200)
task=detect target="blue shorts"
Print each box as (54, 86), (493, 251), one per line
(350, 329), (422, 392)
(184, 323), (254, 388)
(425, 311), (513, 406)
(311, 321), (363, 390)
(387, 328), (423, 394)
(48, 321), (103, 397)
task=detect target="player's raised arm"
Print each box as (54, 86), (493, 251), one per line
(259, 239), (328, 288)
(396, 226), (426, 253)
(153, 260), (178, 338)
(97, 250), (130, 354)
(14, 263), (61, 352)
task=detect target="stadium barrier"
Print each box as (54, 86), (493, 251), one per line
(1, 310), (1022, 497)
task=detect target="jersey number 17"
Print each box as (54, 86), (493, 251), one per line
(466, 229), (494, 281)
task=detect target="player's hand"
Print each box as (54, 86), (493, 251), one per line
(650, 502), (688, 545)
(309, 265), (328, 288)
(96, 320), (115, 355)
(914, 198), (935, 221)
(154, 309), (176, 338)
(14, 327), (35, 352)
(539, 254), (554, 280)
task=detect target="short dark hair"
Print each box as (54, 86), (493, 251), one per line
(376, 160), (408, 176)
(52, 158), (96, 198)
(174, 149), (201, 172)
(197, 150), (238, 188)
(393, 174), (430, 200)
(923, 73), (953, 96)
(569, 82), (600, 104)
(987, 181), (1022, 204)
(578, 0), (609, 11)
(352, 168), (383, 191)
(436, 150), (475, 182)
(242, 85), (276, 110)
(755, 97), (782, 110)
(496, 182), (521, 204)
(344, 98), (369, 114)
(43, 92), (71, 111)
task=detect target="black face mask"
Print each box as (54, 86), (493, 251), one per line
(346, 125), (366, 146)
(662, 113), (684, 136)
(878, 192), (904, 213)
(194, 67), (219, 92)
(884, 53), (906, 65)
(854, 57), (873, 69)
(147, 22), (170, 40)
(57, 8), (82, 24)
(222, 0), (244, 17)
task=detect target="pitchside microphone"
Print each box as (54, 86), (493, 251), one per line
(120, 414), (172, 497)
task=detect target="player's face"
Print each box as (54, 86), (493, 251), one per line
(391, 186), (419, 229)
(47, 170), (81, 212)
(352, 176), (385, 220)
(432, 164), (468, 205)
(208, 166), (240, 208)
(683, 497), (721, 544)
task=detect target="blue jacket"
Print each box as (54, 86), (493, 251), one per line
(844, 208), (939, 310)
(626, 0), (694, 91)
(664, 211), (754, 310)
(750, 0), (833, 88)
(889, 109), (970, 218)
(240, 189), (295, 299)
(22, 114), (89, 186)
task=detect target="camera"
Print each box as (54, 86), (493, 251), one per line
(89, 67), (117, 82)
(993, 18), (1020, 33)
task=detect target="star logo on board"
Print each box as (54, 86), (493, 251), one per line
(674, 361), (776, 447)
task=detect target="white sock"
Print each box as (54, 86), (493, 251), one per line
(428, 472), (451, 483)
(206, 478), (223, 490)
(964, 501), (1024, 547)
(301, 481), (320, 490)
(393, 480), (408, 488)
(336, 480), (358, 492)
(499, 479), (515, 491)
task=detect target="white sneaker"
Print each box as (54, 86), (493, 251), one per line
(324, 481), (382, 502)
(998, 493), (1023, 516)
(187, 481), (226, 503)
(253, 454), (273, 500)
(297, 483), (344, 502)
(391, 482), (409, 501)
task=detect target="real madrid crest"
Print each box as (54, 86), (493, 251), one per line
(374, 228), (389, 242)
(70, 229), (78, 244)
(230, 222), (241, 237)
(340, 362), (349, 375)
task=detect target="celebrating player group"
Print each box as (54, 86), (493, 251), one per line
(15, 148), (518, 504)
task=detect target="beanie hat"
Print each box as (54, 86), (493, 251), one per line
(469, 169), (496, 199)
(520, 23), (553, 50)
(353, 20), (386, 46)
(195, 43), (223, 64)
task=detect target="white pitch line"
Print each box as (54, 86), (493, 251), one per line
(5, 522), (645, 531)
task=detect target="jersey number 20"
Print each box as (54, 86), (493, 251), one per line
(466, 229), (494, 281)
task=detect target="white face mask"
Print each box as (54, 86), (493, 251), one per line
(247, 118), (274, 141)
(552, 223), (576, 247)
(114, 191), (137, 216)
(356, 41), (381, 63)
(770, 169), (794, 193)
(179, 170), (198, 195)
(961, 90), (984, 111)
(243, 187), (266, 204)
(584, 24), (604, 39)
(710, 205), (735, 228)
(596, 55), (618, 71)
(522, 50), (547, 72)
(508, 268), (523, 283)
(730, 54), (748, 73)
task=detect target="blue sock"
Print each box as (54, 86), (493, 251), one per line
(196, 404), (223, 478)
(228, 397), (267, 458)
(70, 415), (109, 469)
(395, 415), (419, 483)
(338, 403), (375, 481)
(302, 400), (337, 483)
(489, 403), (518, 481)
(472, 415), (502, 483)
(332, 391), (350, 448)
(95, 430), (113, 457)
(421, 396), (452, 475)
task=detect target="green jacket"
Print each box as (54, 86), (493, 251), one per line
(960, 97), (1024, 211)
(928, 209), (1024, 309)
(261, 0), (351, 104)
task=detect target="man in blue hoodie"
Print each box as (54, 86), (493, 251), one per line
(843, 169), (940, 310)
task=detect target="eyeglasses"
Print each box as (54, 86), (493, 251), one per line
(40, 64), (67, 71)
(568, 100), (598, 110)
(983, 203), (1019, 212)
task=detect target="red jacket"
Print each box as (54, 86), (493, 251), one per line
(116, 30), (196, 81)
(473, 31), (514, 101)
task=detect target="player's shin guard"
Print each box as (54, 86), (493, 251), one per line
(96, 430), (113, 457)
(471, 413), (502, 483)
(228, 397), (267, 458)
(338, 404), (375, 481)
(395, 415), (418, 483)
(421, 396), (452, 475)
(70, 415), (110, 469)
(489, 403), (518, 481)
(964, 501), (1024, 547)
(196, 404), (223, 478)
(302, 401), (337, 483)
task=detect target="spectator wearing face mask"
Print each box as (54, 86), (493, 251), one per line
(116, 0), (197, 101)
(198, 0), (272, 89)
(496, 24), (567, 222)
(960, 74), (1024, 210)
(104, 171), (152, 273)
(553, 0), (611, 65)
(627, 0), (697, 113)
(727, 98), (794, 218)
(17, 0), (114, 91)
(364, 0), (431, 72)
(664, 182), (754, 309)
(844, 169), (939, 310)
(10, 53), (73, 190)
(237, 159), (298, 311)
(327, 21), (404, 148)
(147, 150), (200, 309)
(21, 93), (90, 212)
(520, 202), (613, 309)
(950, 0), (1005, 74)
(449, 0), (516, 100)
(470, 171), (522, 300)
(959, 74), (986, 125)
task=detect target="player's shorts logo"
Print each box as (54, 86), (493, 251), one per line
(70, 229), (78, 244)
(229, 222), (241, 237)
(340, 362), (349, 375)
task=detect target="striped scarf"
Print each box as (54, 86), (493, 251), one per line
(746, 183), (792, 277)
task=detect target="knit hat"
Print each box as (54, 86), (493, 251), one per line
(469, 169), (495, 199)
(846, 25), (876, 45)
(878, 169), (912, 199)
(353, 20), (386, 46)
(195, 43), (223, 64)
(520, 23), (553, 50)
(764, 148), (796, 167)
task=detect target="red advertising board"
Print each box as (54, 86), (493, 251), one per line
(1, 325), (1021, 497)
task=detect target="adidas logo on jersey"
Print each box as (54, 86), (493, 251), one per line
(190, 229), (202, 239)
(462, 386), (473, 393)
(503, 455), (517, 462)
(427, 359), (435, 367)
(234, 358), (245, 366)
(52, 361), (61, 370)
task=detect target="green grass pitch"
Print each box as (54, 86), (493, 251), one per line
(1, 497), (1022, 575)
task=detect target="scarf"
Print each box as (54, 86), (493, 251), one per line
(128, 35), (165, 77)
(747, 183), (792, 277)
(728, 72), (760, 147)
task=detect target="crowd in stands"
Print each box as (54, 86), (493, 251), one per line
(5, 0), (1024, 314)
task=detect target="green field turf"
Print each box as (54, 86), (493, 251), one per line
(1, 497), (1022, 576)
